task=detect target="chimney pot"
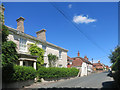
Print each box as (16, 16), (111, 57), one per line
(36, 29), (46, 41)
(77, 51), (80, 57)
(16, 17), (25, 33)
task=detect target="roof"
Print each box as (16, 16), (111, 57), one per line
(7, 26), (68, 52)
(93, 63), (102, 66)
(67, 56), (92, 67)
(72, 57), (92, 65)
(67, 56), (74, 61)
(72, 59), (82, 67)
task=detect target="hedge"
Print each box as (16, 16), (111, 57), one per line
(113, 70), (120, 88)
(2, 65), (36, 82)
(37, 67), (79, 79)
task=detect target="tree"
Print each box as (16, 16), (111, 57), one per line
(48, 53), (58, 67)
(109, 46), (120, 71)
(28, 43), (44, 69)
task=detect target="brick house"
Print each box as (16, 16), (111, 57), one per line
(67, 51), (93, 76)
(2, 6), (68, 69)
(93, 60), (104, 71)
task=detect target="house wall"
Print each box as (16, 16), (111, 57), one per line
(81, 62), (87, 76)
(7, 31), (67, 68)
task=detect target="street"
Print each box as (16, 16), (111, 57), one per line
(25, 71), (116, 89)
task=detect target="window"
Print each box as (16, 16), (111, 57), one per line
(42, 45), (47, 56)
(58, 64), (62, 68)
(70, 62), (72, 65)
(42, 45), (46, 50)
(19, 38), (27, 51)
(59, 50), (62, 59)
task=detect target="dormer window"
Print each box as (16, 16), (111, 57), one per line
(19, 38), (27, 51)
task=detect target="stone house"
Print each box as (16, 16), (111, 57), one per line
(67, 51), (93, 76)
(2, 7), (68, 69)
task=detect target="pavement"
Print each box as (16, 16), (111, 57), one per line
(24, 71), (117, 89)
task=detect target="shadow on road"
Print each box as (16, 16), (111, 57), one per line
(101, 81), (117, 88)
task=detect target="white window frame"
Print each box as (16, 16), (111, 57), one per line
(59, 50), (62, 60)
(19, 38), (27, 51)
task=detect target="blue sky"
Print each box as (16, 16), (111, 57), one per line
(3, 2), (118, 66)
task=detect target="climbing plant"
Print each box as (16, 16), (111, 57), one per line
(28, 43), (44, 69)
(1, 5), (18, 67)
(48, 53), (58, 67)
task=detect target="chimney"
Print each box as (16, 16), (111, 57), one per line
(36, 29), (46, 41)
(84, 56), (88, 60)
(77, 51), (80, 57)
(0, 5), (5, 24)
(16, 17), (25, 33)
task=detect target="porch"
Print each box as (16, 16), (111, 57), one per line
(17, 53), (38, 70)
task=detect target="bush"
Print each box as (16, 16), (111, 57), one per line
(37, 67), (79, 79)
(113, 70), (120, 87)
(2, 65), (36, 82)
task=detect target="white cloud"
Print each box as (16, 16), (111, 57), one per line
(73, 15), (96, 24)
(68, 4), (72, 8)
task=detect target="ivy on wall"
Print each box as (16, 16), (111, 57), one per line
(28, 43), (44, 69)
(48, 53), (58, 67)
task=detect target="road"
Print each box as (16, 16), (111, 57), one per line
(25, 71), (116, 89)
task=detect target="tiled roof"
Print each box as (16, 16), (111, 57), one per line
(67, 56), (92, 67)
(7, 25), (68, 52)
(93, 63), (102, 66)
(72, 58), (82, 67)
(72, 57), (92, 65)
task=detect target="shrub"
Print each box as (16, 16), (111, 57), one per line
(113, 70), (120, 87)
(37, 67), (79, 79)
(2, 65), (36, 82)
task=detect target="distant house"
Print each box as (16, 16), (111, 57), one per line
(67, 56), (73, 68)
(2, 6), (68, 69)
(67, 51), (93, 76)
(93, 60), (104, 71)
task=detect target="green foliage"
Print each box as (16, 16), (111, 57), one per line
(2, 41), (18, 67)
(2, 25), (9, 43)
(48, 53), (58, 67)
(37, 67), (79, 79)
(109, 46), (120, 63)
(29, 43), (44, 69)
(2, 65), (36, 82)
(109, 46), (120, 71)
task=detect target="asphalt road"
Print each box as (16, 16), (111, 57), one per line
(25, 71), (116, 89)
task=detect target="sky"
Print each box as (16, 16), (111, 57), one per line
(3, 2), (118, 66)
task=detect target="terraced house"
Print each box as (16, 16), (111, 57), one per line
(2, 7), (68, 69)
